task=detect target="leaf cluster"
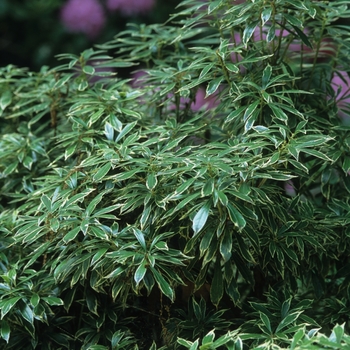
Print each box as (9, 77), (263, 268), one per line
(1, 0), (350, 348)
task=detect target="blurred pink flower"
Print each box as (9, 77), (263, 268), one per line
(284, 180), (296, 197)
(190, 88), (219, 111)
(331, 71), (350, 123)
(60, 0), (106, 38)
(106, 0), (155, 16)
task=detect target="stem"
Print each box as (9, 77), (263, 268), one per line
(307, 20), (326, 90)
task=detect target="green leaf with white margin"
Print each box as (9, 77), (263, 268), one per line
(41, 297), (64, 306)
(19, 303), (34, 324)
(63, 226), (80, 243)
(115, 121), (137, 142)
(329, 323), (344, 343)
(177, 338), (196, 348)
(243, 20), (260, 45)
(134, 258), (147, 286)
(104, 122), (114, 141)
(259, 312), (272, 334)
(202, 329), (215, 344)
(146, 173), (158, 190)
(261, 7), (272, 25)
(225, 62), (239, 73)
(206, 77), (222, 96)
(0, 297), (21, 319)
(91, 248), (108, 266)
(290, 327), (305, 350)
(93, 162), (111, 182)
(262, 64), (272, 89)
(0, 90), (12, 110)
(30, 294), (40, 308)
(41, 195), (52, 212)
(243, 100), (259, 122)
(149, 266), (174, 301)
(275, 311), (303, 333)
(0, 319), (10, 343)
(119, 107), (141, 119)
(132, 228), (147, 250)
(267, 23), (275, 42)
(268, 103), (288, 122)
(192, 200), (211, 235)
(227, 203), (246, 231)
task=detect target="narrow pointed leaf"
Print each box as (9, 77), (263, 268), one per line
(192, 201), (211, 235)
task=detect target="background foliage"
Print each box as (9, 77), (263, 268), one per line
(0, 0), (180, 70)
(1, 0), (350, 348)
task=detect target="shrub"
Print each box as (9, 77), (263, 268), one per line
(1, 0), (350, 348)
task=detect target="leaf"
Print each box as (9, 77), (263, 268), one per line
(206, 77), (222, 96)
(267, 23), (276, 42)
(93, 163), (111, 182)
(227, 203), (246, 231)
(220, 229), (232, 262)
(225, 62), (239, 73)
(261, 8), (272, 26)
(200, 63), (215, 79)
(88, 108), (104, 127)
(91, 248), (108, 266)
(83, 65), (95, 74)
(146, 172), (158, 190)
(291, 25), (313, 49)
(65, 144), (76, 160)
(202, 329), (215, 344)
(260, 312), (272, 334)
(329, 323), (344, 343)
(244, 109), (259, 133)
(208, 0), (222, 13)
(281, 298), (291, 319)
(1, 297), (21, 319)
(63, 226), (80, 243)
(30, 294), (40, 308)
(210, 259), (223, 307)
(134, 259), (147, 286)
(86, 192), (105, 217)
(192, 200), (211, 235)
(133, 228), (147, 250)
(0, 90), (12, 110)
(41, 297), (64, 306)
(225, 106), (246, 123)
(290, 327), (305, 349)
(115, 121), (137, 142)
(119, 107), (141, 119)
(0, 319), (10, 343)
(104, 122), (114, 141)
(243, 20), (260, 45)
(262, 64), (272, 89)
(243, 100), (259, 122)
(149, 266), (174, 301)
(2, 162), (18, 176)
(174, 178), (196, 196)
(269, 103), (288, 122)
(41, 195), (52, 211)
(19, 303), (34, 325)
(275, 311), (302, 333)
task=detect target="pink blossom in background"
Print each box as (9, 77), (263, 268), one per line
(284, 180), (296, 197)
(60, 0), (106, 38)
(190, 88), (219, 111)
(106, 0), (155, 16)
(331, 71), (350, 123)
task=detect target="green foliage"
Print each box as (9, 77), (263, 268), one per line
(1, 0), (350, 348)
